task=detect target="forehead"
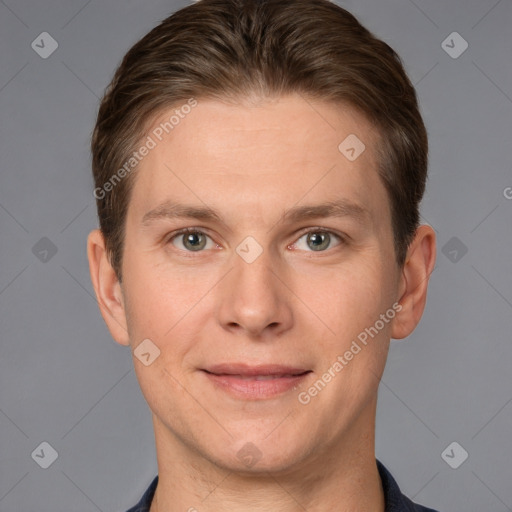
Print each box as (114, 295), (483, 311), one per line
(128, 95), (388, 227)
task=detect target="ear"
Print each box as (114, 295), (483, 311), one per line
(87, 229), (130, 346)
(391, 225), (436, 340)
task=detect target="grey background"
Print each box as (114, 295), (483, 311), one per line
(0, 0), (511, 510)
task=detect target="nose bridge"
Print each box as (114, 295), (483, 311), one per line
(235, 245), (276, 295)
(217, 241), (293, 336)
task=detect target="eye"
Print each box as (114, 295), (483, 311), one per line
(169, 229), (216, 252)
(292, 230), (343, 252)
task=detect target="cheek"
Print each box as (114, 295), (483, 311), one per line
(121, 250), (196, 337)
(121, 252), (217, 376)
(300, 262), (392, 342)
(122, 273), (170, 341)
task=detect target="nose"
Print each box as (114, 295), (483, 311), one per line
(216, 246), (294, 338)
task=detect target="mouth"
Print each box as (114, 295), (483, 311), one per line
(200, 364), (312, 400)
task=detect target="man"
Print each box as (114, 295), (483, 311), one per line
(87, 0), (438, 510)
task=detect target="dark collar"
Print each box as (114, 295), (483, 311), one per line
(126, 460), (439, 512)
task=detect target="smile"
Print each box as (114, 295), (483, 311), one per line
(201, 364), (312, 400)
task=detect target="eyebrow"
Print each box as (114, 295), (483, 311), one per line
(141, 198), (370, 229)
(141, 201), (232, 233)
(279, 199), (370, 226)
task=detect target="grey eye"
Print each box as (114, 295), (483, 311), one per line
(294, 231), (341, 252)
(307, 232), (331, 251)
(183, 232), (206, 251)
(172, 231), (213, 251)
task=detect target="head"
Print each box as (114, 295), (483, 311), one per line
(88, 0), (435, 476)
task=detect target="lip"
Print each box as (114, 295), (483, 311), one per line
(201, 363), (312, 400)
(204, 363), (310, 376)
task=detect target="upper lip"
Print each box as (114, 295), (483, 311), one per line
(203, 363), (311, 377)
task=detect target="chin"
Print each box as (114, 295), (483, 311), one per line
(208, 437), (309, 475)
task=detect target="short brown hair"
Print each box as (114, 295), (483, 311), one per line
(91, 0), (428, 281)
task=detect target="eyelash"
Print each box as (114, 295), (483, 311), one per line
(165, 227), (347, 254)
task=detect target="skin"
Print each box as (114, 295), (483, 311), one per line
(88, 94), (436, 512)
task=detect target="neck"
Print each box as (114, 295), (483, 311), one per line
(150, 401), (384, 512)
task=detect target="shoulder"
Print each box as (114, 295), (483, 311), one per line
(377, 460), (440, 512)
(124, 475), (158, 512)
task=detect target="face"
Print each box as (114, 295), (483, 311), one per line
(115, 95), (404, 474)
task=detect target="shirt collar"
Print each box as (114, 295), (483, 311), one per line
(127, 460), (438, 512)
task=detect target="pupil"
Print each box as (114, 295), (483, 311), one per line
(185, 232), (205, 251)
(308, 232), (329, 251)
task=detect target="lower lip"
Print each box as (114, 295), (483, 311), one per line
(202, 371), (310, 400)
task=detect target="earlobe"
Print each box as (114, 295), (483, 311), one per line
(87, 229), (130, 346)
(391, 225), (436, 340)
